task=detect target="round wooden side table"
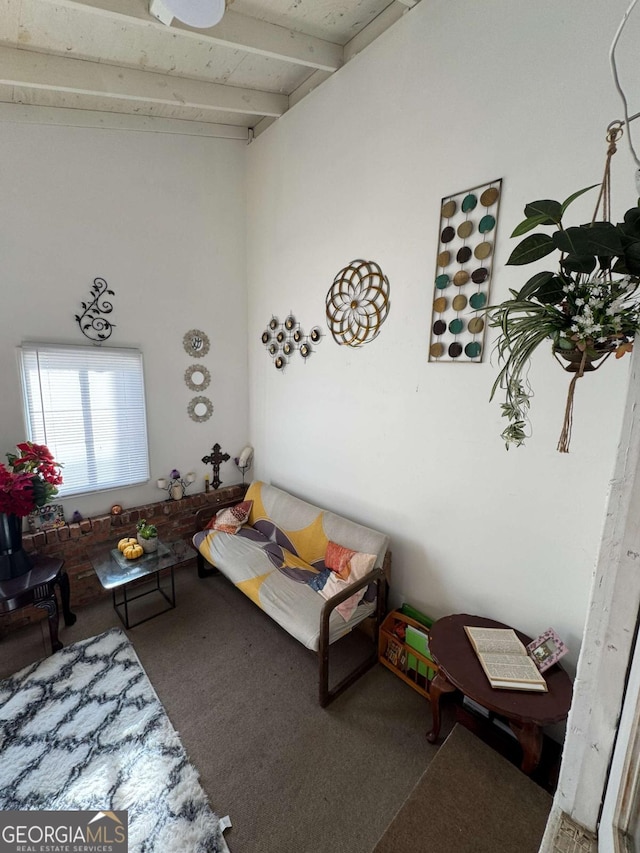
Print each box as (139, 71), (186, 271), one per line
(427, 613), (573, 774)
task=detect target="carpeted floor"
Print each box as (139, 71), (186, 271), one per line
(373, 723), (552, 853)
(0, 563), (551, 853)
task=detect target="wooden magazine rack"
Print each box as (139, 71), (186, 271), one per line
(378, 610), (440, 700)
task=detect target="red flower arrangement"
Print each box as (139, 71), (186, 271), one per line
(0, 442), (63, 518)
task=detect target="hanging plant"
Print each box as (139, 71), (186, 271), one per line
(489, 124), (640, 451)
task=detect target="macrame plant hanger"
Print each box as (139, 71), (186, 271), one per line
(556, 123), (623, 453)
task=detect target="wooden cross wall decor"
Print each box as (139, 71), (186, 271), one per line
(201, 442), (230, 490)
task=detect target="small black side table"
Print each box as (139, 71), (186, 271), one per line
(0, 556), (77, 653)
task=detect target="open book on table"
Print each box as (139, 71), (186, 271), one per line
(464, 626), (548, 692)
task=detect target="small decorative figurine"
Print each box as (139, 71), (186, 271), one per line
(157, 470), (196, 501)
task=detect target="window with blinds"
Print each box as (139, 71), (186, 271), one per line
(19, 343), (150, 497)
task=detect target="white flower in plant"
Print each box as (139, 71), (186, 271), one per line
(575, 298), (585, 306)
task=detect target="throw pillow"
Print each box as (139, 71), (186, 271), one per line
(325, 540), (356, 581)
(206, 500), (253, 534)
(319, 541), (377, 621)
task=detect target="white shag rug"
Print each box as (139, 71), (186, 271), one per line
(0, 628), (229, 853)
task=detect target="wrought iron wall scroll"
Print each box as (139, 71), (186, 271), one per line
(75, 277), (116, 344)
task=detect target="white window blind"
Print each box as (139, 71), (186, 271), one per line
(19, 343), (150, 498)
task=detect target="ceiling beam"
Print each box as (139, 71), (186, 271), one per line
(343, 2), (406, 62)
(0, 45), (288, 116)
(0, 102), (250, 137)
(289, 70), (333, 109)
(49, 0), (344, 72)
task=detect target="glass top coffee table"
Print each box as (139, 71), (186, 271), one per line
(90, 539), (193, 629)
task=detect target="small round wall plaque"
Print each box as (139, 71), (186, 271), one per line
(187, 396), (213, 422)
(184, 364), (211, 391)
(183, 330), (210, 358)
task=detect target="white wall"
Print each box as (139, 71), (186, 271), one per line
(246, 0), (640, 674)
(0, 123), (248, 518)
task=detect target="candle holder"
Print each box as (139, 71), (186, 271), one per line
(234, 445), (254, 485)
(157, 469), (196, 501)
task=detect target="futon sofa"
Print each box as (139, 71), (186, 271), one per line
(193, 480), (391, 705)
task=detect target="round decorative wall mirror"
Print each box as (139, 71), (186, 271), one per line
(184, 364), (211, 391)
(187, 396), (213, 422)
(183, 329), (210, 358)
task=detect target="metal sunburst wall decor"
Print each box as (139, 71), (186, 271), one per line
(75, 277), (116, 343)
(261, 314), (322, 371)
(326, 259), (391, 347)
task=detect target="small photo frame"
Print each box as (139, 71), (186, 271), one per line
(28, 504), (66, 533)
(527, 628), (568, 673)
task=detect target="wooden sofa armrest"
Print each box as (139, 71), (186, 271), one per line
(319, 565), (386, 612)
(192, 485), (249, 535)
(192, 494), (248, 578)
(318, 550), (391, 707)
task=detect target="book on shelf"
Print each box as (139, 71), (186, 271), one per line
(464, 626), (548, 692)
(405, 624), (436, 680)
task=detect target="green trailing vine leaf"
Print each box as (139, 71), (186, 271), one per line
(619, 241), (640, 275)
(511, 213), (554, 238)
(560, 184), (599, 214)
(536, 275), (567, 304)
(518, 271), (554, 300)
(554, 223), (623, 257)
(560, 254), (598, 274)
(523, 199), (563, 224)
(507, 233), (556, 265)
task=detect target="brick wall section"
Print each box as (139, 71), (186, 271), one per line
(2, 484), (246, 634)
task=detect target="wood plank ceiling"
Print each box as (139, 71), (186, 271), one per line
(0, 0), (420, 138)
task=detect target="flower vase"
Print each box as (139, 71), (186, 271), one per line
(171, 483), (184, 501)
(0, 512), (33, 581)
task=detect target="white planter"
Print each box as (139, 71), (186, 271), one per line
(137, 534), (158, 553)
(171, 483), (184, 501)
